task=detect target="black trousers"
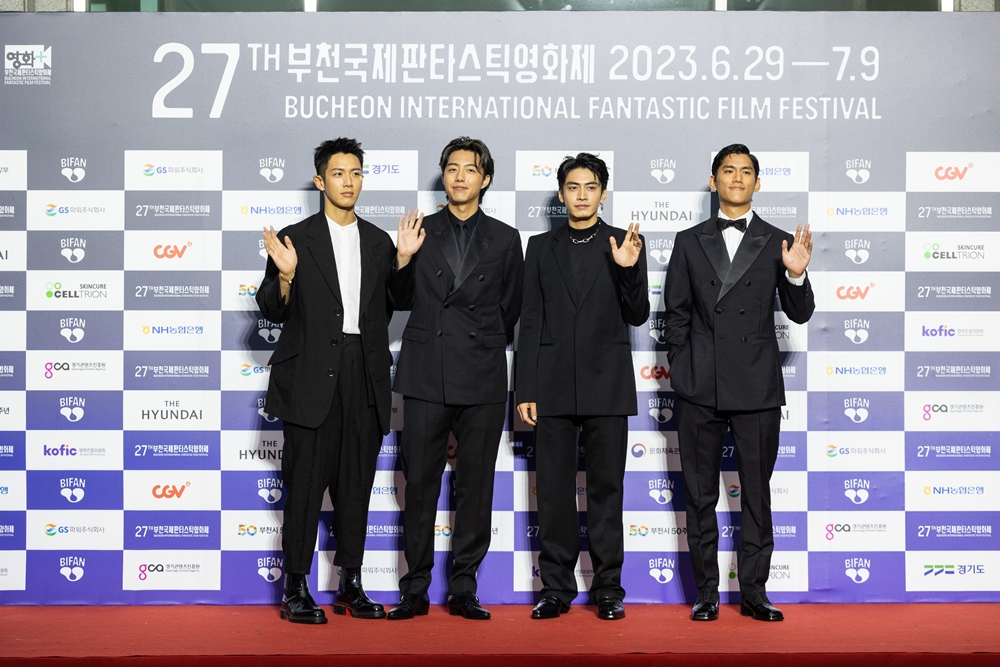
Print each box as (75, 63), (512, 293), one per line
(535, 415), (628, 604)
(398, 398), (506, 596)
(676, 397), (781, 597)
(280, 335), (381, 574)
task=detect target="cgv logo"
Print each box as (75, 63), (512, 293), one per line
(935, 164), (972, 181)
(153, 242), (192, 259)
(836, 284), (874, 300)
(152, 482), (190, 499)
(640, 365), (670, 380)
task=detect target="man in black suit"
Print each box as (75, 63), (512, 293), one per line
(516, 153), (649, 621)
(387, 137), (523, 621)
(258, 138), (425, 624)
(664, 144), (814, 622)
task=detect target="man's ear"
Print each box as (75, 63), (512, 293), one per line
(313, 174), (325, 191)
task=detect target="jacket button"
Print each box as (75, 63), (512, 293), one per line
(739, 309), (745, 315)
(745, 280), (751, 286)
(436, 270), (443, 277)
(443, 302), (450, 309)
(335, 310), (342, 317)
(741, 336), (747, 342)
(715, 307), (722, 314)
(468, 305), (476, 311)
(436, 330), (442, 337)
(469, 333), (477, 339)
(711, 280), (717, 286)
(331, 339), (338, 346)
(327, 369), (335, 376)
(478, 275), (485, 281)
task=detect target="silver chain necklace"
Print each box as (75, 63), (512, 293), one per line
(569, 222), (600, 244)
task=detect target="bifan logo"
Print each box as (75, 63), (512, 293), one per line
(258, 566), (282, 582)
(648, 488), (673, 505)
(640, 365), (670, 380)
(648, 329), (667, 344)
(844, 319), (869, 345)
(649, 408), (673, 423)
(258, 488), (283, 504)
(260, 168), (284, 183)
(845, 557), (870, 583)
(153, 242), (192, 259)
(836, 284), (874, 300)
(61, 158), (86, 183)
(844, 408), (869, 423)
(258, 328), (282, 343)
(61, 248), (85, 264)
(649, 565), (674, 584)
(650, 159), (676, 184)
(935, 164), (972, 181)
(60, 564), (85, 581)
(152, 482), (190, 499)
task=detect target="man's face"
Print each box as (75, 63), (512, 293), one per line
(709, 153), (760, 209)
(313, 153), (363, 210)
(442, 149), (491, 207)
(557, 167), (607, 221)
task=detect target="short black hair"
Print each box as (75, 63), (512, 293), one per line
(314, 138), (364, 176)
(712, 143), (759, 180)
(557, 153), (609, 191)
(439, 137), (494, 196)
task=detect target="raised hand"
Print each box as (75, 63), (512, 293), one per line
(396, 208), (426, 268)
(610, 222), (643, 268)
(262, 226), (297, 276)
(782, 223), (812, 279)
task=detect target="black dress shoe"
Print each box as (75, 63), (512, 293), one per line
(333, 568), (386, 619)
(447, 592), (491, 620)
(279, 573), (328, 624)
(740, 593), (784, 621)
(387, 593), (430, 620)
(690, 588), (719, 621)
(531, 596), (570, 619)
(596, 596), (625, 620)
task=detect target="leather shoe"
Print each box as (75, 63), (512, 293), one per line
(531, 596), (570, 619)
(333, 568), (386, 619)
(447, 592), (491, 620)
(596, 596), (625, 620)
(740, 593), (784, 621)
(279, 573), (327, 624)
(690, 588), (719, 621)
(387, 593), (430, 620)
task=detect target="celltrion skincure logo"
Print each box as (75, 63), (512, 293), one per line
(45, 282), (108, 300)
(846, 159), (871, 184)
(60, 158), (86, 183)
(4, 45), (52, 85)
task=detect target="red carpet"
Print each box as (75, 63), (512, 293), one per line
(1, 604), (998, 667)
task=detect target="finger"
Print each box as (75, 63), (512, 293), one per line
(284, 235), (295, 251)
(414, 212), (424, 230)
(609, 236), (619, 251)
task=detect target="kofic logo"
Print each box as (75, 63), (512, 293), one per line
(934, 164), (972, 181)
(260, 157), (285, 183)
(845, 159), (871, 184)
(648, 557), (675, 583)
(922, 404), (947, 421)
(631, 443), (647, 458)
(60, 477), (86, 503)
(922, 325), (955, 337)
(152, 482), (190, 499)
(59, 556), (85, 582)
(844, 319), (869, 345)
(650, 159), (676, 184)
(844, 479), (870, 504)
(843, 398), (869, 423)
(59, 396), (85, 422)
(61, 158), (86, 183)
(845, 557), (870, 583)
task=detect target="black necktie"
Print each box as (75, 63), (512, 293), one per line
(718, 217), (747, 233)
(456, 223), (470, 256)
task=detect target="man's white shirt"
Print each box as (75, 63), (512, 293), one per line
(326, 214), (362, 334)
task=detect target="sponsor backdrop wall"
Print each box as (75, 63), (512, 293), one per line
(1, 11), (998, 605)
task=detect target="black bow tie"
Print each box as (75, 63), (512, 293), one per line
(718, 217), (748, 233)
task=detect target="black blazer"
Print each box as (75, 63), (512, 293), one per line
(516, 221), (650, 417)
(256, 212), (407, 434)
(392, 209), (523, 405)
(663, 214), (815, 412)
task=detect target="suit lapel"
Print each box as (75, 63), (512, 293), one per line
(429, 211), (462, 279)
(717, 215), (770, 303)
(549, 224), (579, 306)
(696, 217), (730, 283)
(356, 218), (382, 318)
(453, 210), (492, 292)
(577, 220), (611, 306)
(305, 214), (343, 307)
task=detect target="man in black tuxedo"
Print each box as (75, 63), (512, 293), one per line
(516, 153), (649, 621)
(258, 138), (425, 624)
(387, 137), (524, 621)
(664, 144), (814, 622)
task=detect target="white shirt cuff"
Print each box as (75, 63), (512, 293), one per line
(785, 270), (806, 286)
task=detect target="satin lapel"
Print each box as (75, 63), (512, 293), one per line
(717, 216), (770, 304)
(550, 224), (578, 306)
(577, 220), (612, 306)
(305, 214), (343, 307)
(453, 210), (493, 292)
(428, 212), (462, 279)
(696, 217), (731, 283)
(356, 218), (382, 319)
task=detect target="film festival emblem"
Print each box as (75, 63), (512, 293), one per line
(4, 45), (51, 85)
